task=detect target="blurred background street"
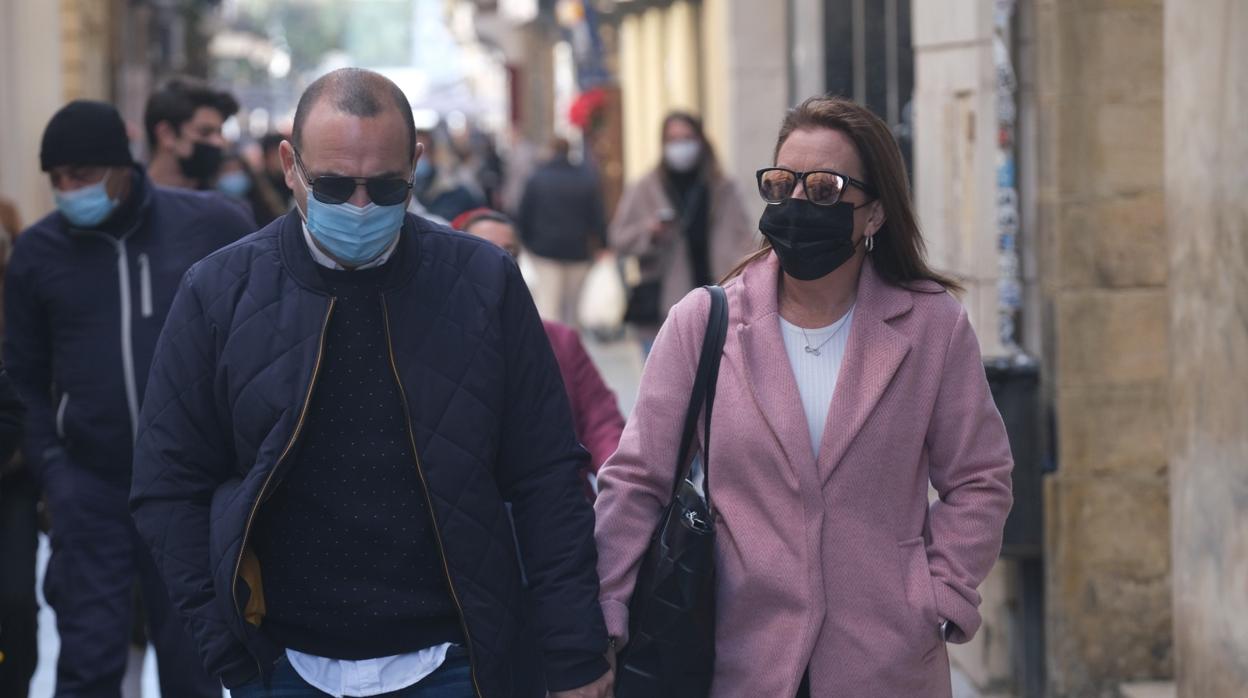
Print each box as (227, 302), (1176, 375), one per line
(1, 0), (1245, 697)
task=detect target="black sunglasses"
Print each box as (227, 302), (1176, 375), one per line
(756, 167), (877, 206)
(293, 148), (413, 207)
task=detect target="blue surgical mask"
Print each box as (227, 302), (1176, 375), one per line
(54, 171), (119, 227)
(217, 171), (251, 198)
(304, 196), (405, 267)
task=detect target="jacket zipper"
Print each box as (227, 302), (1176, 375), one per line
(83, 232), (142, 443)
(380, 294), (483, 698)
(138, 253), (153, 318)
(55, 393), (69, 439)
(230, 297), (336, 675)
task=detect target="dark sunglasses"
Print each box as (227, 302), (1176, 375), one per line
(293, 148), (413, 206)
(755, 167), (877, 206)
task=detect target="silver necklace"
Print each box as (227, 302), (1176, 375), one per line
(801, 319), (847, 356)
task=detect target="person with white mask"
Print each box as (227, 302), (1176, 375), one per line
(609, 112), (757, 356)
(131, 68), (613, 698)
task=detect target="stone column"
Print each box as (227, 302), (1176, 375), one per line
(1165, 1), (1248, 695)
(516, 22), (556, 151)
(698, 0), (788, 218)
(0, 0), (63, 223)
(910, 0), (1002, 356)
(1034, 0), (1172, 694)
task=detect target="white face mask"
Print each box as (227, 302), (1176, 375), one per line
(664, 140), (702, 173)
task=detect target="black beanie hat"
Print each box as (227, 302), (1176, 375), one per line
(40, 100), (135, 172)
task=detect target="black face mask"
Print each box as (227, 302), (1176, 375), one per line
(177, 142), (224, 183)
(759, 198), (860, 281)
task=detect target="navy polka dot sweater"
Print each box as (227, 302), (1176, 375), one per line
(253, 262), (463, 660)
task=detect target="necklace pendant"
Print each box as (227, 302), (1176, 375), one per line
(805, 346), (820, 356)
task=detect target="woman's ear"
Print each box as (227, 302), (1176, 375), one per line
(866, 200), (887, 238)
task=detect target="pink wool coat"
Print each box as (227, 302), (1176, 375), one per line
(594, 254), (1014, 697)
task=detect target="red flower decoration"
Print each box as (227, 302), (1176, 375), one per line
(569, 88), (608, 130)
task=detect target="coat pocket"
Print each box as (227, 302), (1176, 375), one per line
(897, 536), (942, 658)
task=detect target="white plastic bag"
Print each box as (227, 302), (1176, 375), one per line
(578, 254), (627, 338)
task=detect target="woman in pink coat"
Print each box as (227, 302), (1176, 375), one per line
(594, 96), (1014, 697)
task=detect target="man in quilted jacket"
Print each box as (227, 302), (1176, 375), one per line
(130, 68), (613, 698)
(4, 100), (253, 698)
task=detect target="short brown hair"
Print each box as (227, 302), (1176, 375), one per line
(725, 96), (960, 293)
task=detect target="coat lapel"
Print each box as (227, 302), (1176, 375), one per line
(817, 261), (913, 480)
(735, 257), (819, 476)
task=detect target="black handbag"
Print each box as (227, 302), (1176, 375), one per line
(616, 284), (728, 698)
(623, 279), (662, 326)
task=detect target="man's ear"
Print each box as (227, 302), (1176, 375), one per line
(412, 142), (425, 171)
(278, 140), (300, 194)
(154, 121), (179, 152)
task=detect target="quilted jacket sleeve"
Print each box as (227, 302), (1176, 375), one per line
(495, 260), (610, 692)
(130, 266), (255, 684)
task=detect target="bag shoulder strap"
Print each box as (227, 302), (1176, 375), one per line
(672, 285), (728, 512)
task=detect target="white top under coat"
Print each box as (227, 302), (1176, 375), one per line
(778, 306), (855, 458)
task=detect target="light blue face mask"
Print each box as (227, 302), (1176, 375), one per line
(217, 171), (251, 198)
(54, 171), (119, 227)
(304, 197), (406, 267)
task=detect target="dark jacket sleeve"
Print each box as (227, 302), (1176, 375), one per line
(3, 243), (58, 474)
(0, 360), (26, 467)
(130, 266), (256, 684)
(495, 261), (609, 691)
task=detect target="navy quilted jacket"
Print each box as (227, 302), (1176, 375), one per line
(4, 169), (253, 481)
(130, 213), (609, 695)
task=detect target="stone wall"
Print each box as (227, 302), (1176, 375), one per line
(910, 0), (1003, 355)
(0, 0), (64, 224)
(1034, 0), (1172, 694)
(1164, 1), (1248, 695)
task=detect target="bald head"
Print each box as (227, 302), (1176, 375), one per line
(292, 68), (416, 158)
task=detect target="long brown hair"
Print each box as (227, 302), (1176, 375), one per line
(723, 96), (961, 293)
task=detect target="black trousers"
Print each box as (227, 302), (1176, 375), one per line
(40, 458), (219, 698)
(0, 467), (39, 698)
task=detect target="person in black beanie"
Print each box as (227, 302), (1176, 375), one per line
(2, 99), (254, 698)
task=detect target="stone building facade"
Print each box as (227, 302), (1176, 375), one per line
(915, 0), (1248, 696)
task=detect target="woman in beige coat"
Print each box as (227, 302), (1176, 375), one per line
(609, 112), (757, 350)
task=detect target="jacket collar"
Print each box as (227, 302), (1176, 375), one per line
(278, 209), (424, 294)
(734, 254), (914, 479)
(63, 165), (153, 240)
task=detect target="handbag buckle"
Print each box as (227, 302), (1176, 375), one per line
(683, 508), (710, 532)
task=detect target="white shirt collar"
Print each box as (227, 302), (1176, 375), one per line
(301, 222), (400, 271)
